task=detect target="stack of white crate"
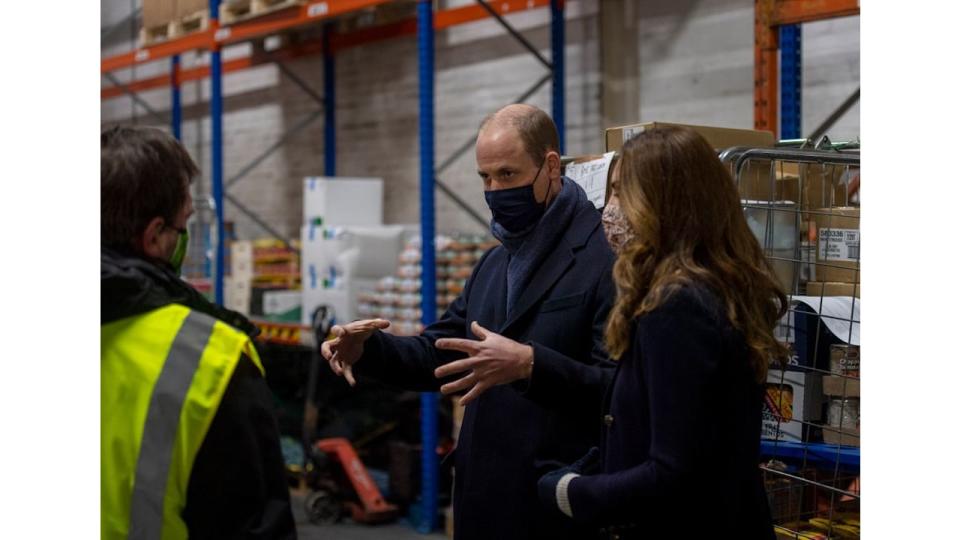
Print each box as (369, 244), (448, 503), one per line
(224, 240), (254, 315)
(300, 177), (393, 326)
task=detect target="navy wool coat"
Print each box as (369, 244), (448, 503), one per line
(565, 285), (776, 540)
(354, 201), (616, 540)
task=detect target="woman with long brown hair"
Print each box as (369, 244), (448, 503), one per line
(538, 126), (788, 539)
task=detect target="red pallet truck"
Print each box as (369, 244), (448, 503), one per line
(299, 306), (399, 525)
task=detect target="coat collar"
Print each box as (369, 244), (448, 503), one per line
(497, 203), (602, 334)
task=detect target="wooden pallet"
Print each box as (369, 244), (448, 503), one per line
(138, 9), (211, 47)
(219, 0), (305, 26)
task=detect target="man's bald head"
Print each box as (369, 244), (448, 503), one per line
(478, 104), (559, 166)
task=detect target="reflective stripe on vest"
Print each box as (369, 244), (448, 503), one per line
(101, 304), (264, 540)
(127, 311), (215, 540)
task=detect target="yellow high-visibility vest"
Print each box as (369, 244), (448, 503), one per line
(101, 304), (264, 540)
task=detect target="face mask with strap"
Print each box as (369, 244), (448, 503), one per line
(484, 158), (548, 233)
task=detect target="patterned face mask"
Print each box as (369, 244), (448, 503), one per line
(601, 195), (636, 254)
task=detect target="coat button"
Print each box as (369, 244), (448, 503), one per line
(604, 414), (614, 426)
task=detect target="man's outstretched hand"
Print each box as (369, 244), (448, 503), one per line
(320, 318), (391, 386)
(434, 321), (534, 405)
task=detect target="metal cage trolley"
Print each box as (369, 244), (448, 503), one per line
(721, 143), (861, 540)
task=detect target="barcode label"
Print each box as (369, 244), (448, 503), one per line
(818, 228), (860, 262)
(214, 28), (231, 41)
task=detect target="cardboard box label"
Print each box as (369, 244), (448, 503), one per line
(818, 228), (860, 262)
(565, 152), (615, 209)
(622, 125), (645, 142)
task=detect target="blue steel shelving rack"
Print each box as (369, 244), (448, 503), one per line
(416, 0), (438, 532)
(779, 23), (801, 140)
(103, 0), (567, 532)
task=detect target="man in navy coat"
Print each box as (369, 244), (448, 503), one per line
(322, 104), (615, 540)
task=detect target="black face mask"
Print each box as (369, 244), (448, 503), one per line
(484, 159), (547, 233)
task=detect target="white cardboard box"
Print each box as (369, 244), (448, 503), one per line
(230, 240), (254, 278)
(223, 276), (251, 315)
(762, 369), (822, 442)
(303, 177), (384, 226)
(301, 224), (409, 281)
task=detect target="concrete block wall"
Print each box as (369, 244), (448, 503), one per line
(623, 0), (859, 139)
(101, 0), (859, 242)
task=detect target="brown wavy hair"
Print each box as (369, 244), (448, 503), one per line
(604, 126), (789, 382)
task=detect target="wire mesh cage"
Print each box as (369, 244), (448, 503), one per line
(721, 145), (861, 539)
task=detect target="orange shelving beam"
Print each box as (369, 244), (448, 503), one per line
(102, 0), (551, 100)
(754, 0), (859, 134)
(102, 0), (390, 73)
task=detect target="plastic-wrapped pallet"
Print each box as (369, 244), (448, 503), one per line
(300, 224), (414, 326)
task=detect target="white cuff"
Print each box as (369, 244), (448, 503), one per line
(555, 472), (580, 518)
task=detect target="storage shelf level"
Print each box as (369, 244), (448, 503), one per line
(760, 440), (860, 469)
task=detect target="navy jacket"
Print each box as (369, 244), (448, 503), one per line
(355, 201), (616, 540)
(566, 285), (776, 539)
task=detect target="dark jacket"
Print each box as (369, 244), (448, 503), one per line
(101, 247), (296, 540)
(566, 285), (775, 540)
(354, 201), (616, 540)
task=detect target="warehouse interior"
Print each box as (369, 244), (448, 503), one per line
(94, 1), (871, 539)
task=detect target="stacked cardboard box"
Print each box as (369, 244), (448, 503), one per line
(821, 345), (860, 447)
(140, 0), (209, 45)
(805, 281), (861, 298)
(814, 207), (860, 284)
(140, 0), (176, 45)
(604, 121), (777, 202)
(303, 176), (384, 228)
(299, 177), (388, 326)
(224, 240), (254, 314)
(300, 224), (410, 325)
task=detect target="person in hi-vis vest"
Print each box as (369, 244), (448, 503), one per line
(101, 126), (295, 539)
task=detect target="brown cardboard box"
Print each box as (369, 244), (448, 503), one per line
(806, 281), (861, 298)
(823, 426), (860, 447)
(177, 0), (209, 17)
(814, 207), (860, 283)
(604, 121), (775, 153)
(142, 0), (176, 29)
(777, 162), (851, 213)
(605, 121), (777, 202)
(822, 375), (860, 398)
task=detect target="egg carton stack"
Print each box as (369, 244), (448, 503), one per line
(357, 234), (498, 336)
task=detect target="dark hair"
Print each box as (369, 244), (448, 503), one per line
(604, 126), (789, 382)
(479, 105), (559, 165)
(101, 126), (198, 249)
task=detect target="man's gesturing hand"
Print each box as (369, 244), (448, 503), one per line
(320, 318), (391, 386)
(434, 321), (534, 405)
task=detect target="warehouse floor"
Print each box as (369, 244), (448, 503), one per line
(297, 522), (447, 540)
(291, 491), (447, 539)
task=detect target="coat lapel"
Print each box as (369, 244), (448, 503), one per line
(498, 239), (574, 335)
